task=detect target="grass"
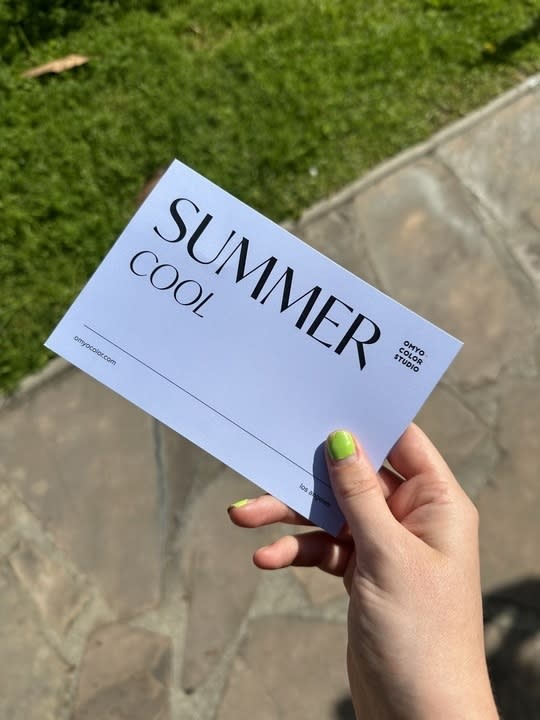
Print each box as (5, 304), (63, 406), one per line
(1, 0), (540, 392)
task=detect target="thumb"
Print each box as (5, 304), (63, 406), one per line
(326, 430), (397, 548)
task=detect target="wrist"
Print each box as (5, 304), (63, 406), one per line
(348, 649), (499, 720)
(414, 677), (499, 720)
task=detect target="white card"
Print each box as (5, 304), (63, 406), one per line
(45, 159), (462, 535)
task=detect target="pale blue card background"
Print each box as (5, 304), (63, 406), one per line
(46, 159), (462, 535)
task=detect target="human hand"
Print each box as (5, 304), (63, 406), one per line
(228, 425), (498, 720)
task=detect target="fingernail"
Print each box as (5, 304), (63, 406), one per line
(327, 430), (356, 462)
(228, 498), (250, 510)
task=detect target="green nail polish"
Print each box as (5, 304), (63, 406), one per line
(327, 430), (356, 461)
(229, 498), (249, 509)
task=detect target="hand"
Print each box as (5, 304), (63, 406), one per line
(228, 424), (498, 720)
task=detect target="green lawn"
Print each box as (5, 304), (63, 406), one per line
(1, 0), (540, 391)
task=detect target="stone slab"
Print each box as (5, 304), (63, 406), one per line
(477, 379), (540, 603)
(10, 539), (88, 637)
(294, 207), (379, 287)
(0, 561), (70, 720)
(217, 616), (350, 720)
(505, 216), (540, 288)
(157, 423), (226, 551)
(352, 157), (534, 386)
(415, 384), (494, 497)
(484, 603), (540, 720)
(527, 198), (540, 233)
(73, 623), (171, 720)
(0, 370), (162, 618)
(437, 90), (540, 224)
(0, 483), (20, 558)
(289, 564), (346, 606)
(179, 469), (273, 692)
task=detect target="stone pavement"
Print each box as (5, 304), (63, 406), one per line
(1, 75), (540, 720)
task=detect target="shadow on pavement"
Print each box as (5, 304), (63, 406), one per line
(334, 695), (355, 720)
(484, 578), (540, 720)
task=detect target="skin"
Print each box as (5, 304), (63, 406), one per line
(228, 424), (499, 719)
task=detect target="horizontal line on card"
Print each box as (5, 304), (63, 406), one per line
(82, 323), (330, 490)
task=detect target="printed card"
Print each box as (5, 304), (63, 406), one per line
(46, 159), (462, 535)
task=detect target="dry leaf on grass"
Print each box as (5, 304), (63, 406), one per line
(22, 54), (89, 78)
